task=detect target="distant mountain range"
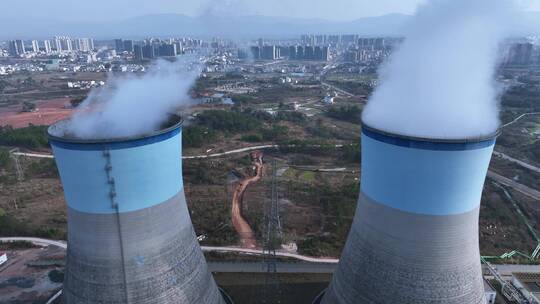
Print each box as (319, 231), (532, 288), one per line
(2, 12), (540, 40)
(0, 13), (410, 40)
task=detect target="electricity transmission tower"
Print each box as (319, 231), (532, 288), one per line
(9, 148), (24, 182)
(262, 159), (282, 304)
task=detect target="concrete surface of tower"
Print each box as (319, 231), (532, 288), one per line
(318, 123), (498, 304)
(48, 116), (226, 304)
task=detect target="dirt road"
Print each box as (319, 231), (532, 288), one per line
(231, 151), (264, 248)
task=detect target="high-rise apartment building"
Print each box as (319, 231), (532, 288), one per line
(31, 40), (39, 52)
(123, 40), (134, 53)
(43, 40), (52, 53)
(114, 39), (124, 53)
(15, 40), (25, 54)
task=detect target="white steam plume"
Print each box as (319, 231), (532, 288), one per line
(66, 58), (200, 139)
(361, 0), (517, 139)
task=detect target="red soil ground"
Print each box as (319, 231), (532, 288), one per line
(231, 151), (264, 249)
(0, 98), (73, 128)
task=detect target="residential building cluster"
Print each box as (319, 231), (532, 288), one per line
(113, 38), (204, 60)
(245, 45), (330, 61)
(7, 37), (95, 56)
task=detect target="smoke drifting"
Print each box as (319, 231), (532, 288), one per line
(65, 58), (200, 139)
(362, 0), (516, 139)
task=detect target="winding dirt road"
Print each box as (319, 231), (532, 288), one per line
(231, 151), (264, 249)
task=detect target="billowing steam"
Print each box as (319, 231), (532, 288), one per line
(362, 0), (517, 139)
(65, 58), (200, 139)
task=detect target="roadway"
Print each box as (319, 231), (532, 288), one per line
(201, 246), (338, 264)
(487, 171), (540, 201)
(0, 237), (67, 248)
(493, 151), (540, 175)
(321, 81), (355, 98)
(13, 143), (348, 160)
(7, 236), (540, 275)
(0, 237), (339, 264)
(208, 261), (336, 273)
(12, 145), (279, 160)
(502, 112), (540, 128)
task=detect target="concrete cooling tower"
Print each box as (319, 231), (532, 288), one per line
(318, 123), (498, 304)
(48, 117), (226, 304)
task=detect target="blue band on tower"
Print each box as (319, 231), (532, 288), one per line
(49, 127), (181, 151)
(362, 126), (496, 151)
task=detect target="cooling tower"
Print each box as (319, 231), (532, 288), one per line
(319, 123), (498, 304)
(48, 117), (226, 304)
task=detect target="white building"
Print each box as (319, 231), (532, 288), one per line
(31, 40), (39, 53)
(77, 38), (93, 52)
(323, 95), (335, 104)
(0, 252), (7, 266)
(483, 279), (497, 304)
(43, 40), (52, 53)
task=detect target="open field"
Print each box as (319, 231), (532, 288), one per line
(0, 98), (73, 128)
(0, 243), (64, 304)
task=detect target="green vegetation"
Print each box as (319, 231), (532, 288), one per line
(70, 97), (85, 107)
(183, 160), (225, 185)
(326, 80), (373, 96)
(48, 269), (65, 283)
(326, 105), (361, 123)
(0, 212), (31, 237)
(183, 126), (216, 148)
(0, 125), (49, 148)
(0, 209), (65, 239)
(300, 171), (316, 182)
(191, 109), (297, 144)
(0, 80), (8, 93)
(22, 101), (36, 112)
(27, 159), (59, 178)
(297, 235), (343, 257)
(232, 85), (325, 104)
(530, 140), (540, 163)
(342, 144), (361, 163)
(502, 85), (540, 111)
(0, 147), (11, 169)
(0, 240), (37, 250)
(276, 111), (307, 123)
(262, 125), (289, 142)
(241, 134), (263, 142)
(277, 140), (360, 164)
(295, 182), (359, 256)
(231, 94), (257, 104)
(196, 110), (259, 133)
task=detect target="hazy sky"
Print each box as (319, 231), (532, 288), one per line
(2, 0), (539, 22)
(2, 0), (424, 22)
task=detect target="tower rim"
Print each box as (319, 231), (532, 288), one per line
(47, 115), (183, 149)
(361, 120), (500, 148)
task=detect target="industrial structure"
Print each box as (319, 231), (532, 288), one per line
(48, 117), (226, 304)
(318, 123), (498, 304)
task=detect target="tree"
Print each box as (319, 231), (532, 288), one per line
(22, 101), (36, 112)
(0, 148), (10, 169)
(70, 97), (85, 108)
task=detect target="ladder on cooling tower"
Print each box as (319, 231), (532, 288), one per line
(102, 150), (130, 304)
